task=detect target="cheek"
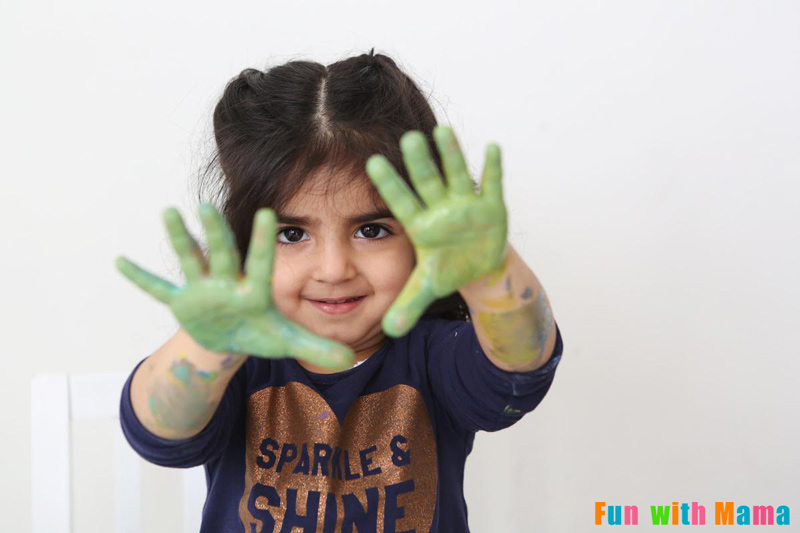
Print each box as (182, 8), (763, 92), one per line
(270, 258), (302, 314)
(376, 242), (416, 294)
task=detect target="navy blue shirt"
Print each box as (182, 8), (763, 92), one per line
(120, 316), (563, 532)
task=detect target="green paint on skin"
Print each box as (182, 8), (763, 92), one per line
(171, 353), (225, 385)
(365, 126), (508, 338)
(170, 358), (193, 386)
(149, 357), (216, 433)
(196, 370), (219, 382)
(476, 291), (554, 367)
(114, 203), (356, 371)
(148, 396), (158, 418)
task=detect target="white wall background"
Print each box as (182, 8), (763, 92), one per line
(2, 0), (799, 530)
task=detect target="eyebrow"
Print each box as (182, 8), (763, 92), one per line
(276, 208), (395, 226)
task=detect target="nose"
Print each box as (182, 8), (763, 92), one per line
(311, 238), (357, 283)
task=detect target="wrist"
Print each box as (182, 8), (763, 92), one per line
(460, 243), (513, 299)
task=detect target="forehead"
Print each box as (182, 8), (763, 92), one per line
(280, 166), (386, 216)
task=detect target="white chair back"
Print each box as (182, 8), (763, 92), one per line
(31, 372), (206, 533)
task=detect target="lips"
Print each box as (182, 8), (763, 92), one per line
(308, 296), (366, 315)
(312, 296), (364, 304)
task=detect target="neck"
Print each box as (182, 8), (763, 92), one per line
(297, 337), (386, 374)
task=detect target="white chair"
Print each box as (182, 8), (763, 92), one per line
(31, 372), (207, 533)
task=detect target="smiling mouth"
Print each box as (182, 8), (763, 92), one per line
(311, 296), (365, 304)
(307, 295), (366, 315)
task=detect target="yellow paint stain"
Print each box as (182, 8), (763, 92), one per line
(484, 267), (506, 288)
(475, 292), (517, 312)
(475, 301), (547, 366)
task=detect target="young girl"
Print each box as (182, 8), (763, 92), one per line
(116, 50), (563, 532)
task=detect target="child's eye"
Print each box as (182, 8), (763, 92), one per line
(276, 224), (393, 246)
(355, 224), (392, 240)
(277, 227), (309, 245)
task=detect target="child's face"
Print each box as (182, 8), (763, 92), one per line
(271, 166), (416, 368)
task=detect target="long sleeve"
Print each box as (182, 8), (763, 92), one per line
(427, 318), (563, 434)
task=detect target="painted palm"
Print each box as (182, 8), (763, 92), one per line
(115, 204), (355, 370)
(366, 126), (508, 337)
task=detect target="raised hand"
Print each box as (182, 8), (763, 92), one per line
(365, 126), (508, 337)
(115, 203), (355, 370)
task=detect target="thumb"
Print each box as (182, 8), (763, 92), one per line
(282, 320), (355, 371)
(115, 256), (178, 304)
(382, 266), (436, 338)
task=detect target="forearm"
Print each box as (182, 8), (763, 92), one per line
(129, 328), (248, 440)
(459, 244), (557, 372)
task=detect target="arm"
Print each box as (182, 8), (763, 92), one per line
(365, 125), (560, 376)
(129, 328), (248, 440)
(117, 204), (356, 442)
(460, 244), (557, 373)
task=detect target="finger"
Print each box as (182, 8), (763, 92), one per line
(382, 266), (436, 338)
(283, 321), (356, 371)
(365, 155), (424, 229)
(480, 143), (503, 201)
(115, 256), (179, 304)
(163, 207), (205, 282)
(433, 125), (476, 197)
(199, 203), (241, 281)
(400, 131), (446, 207)
(244, 208), (276, 301)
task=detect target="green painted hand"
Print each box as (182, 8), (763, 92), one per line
(366, 126), (508, 337)
(114, 204), (355, 370)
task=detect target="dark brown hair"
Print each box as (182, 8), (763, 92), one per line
(195, 50), (469, 322)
